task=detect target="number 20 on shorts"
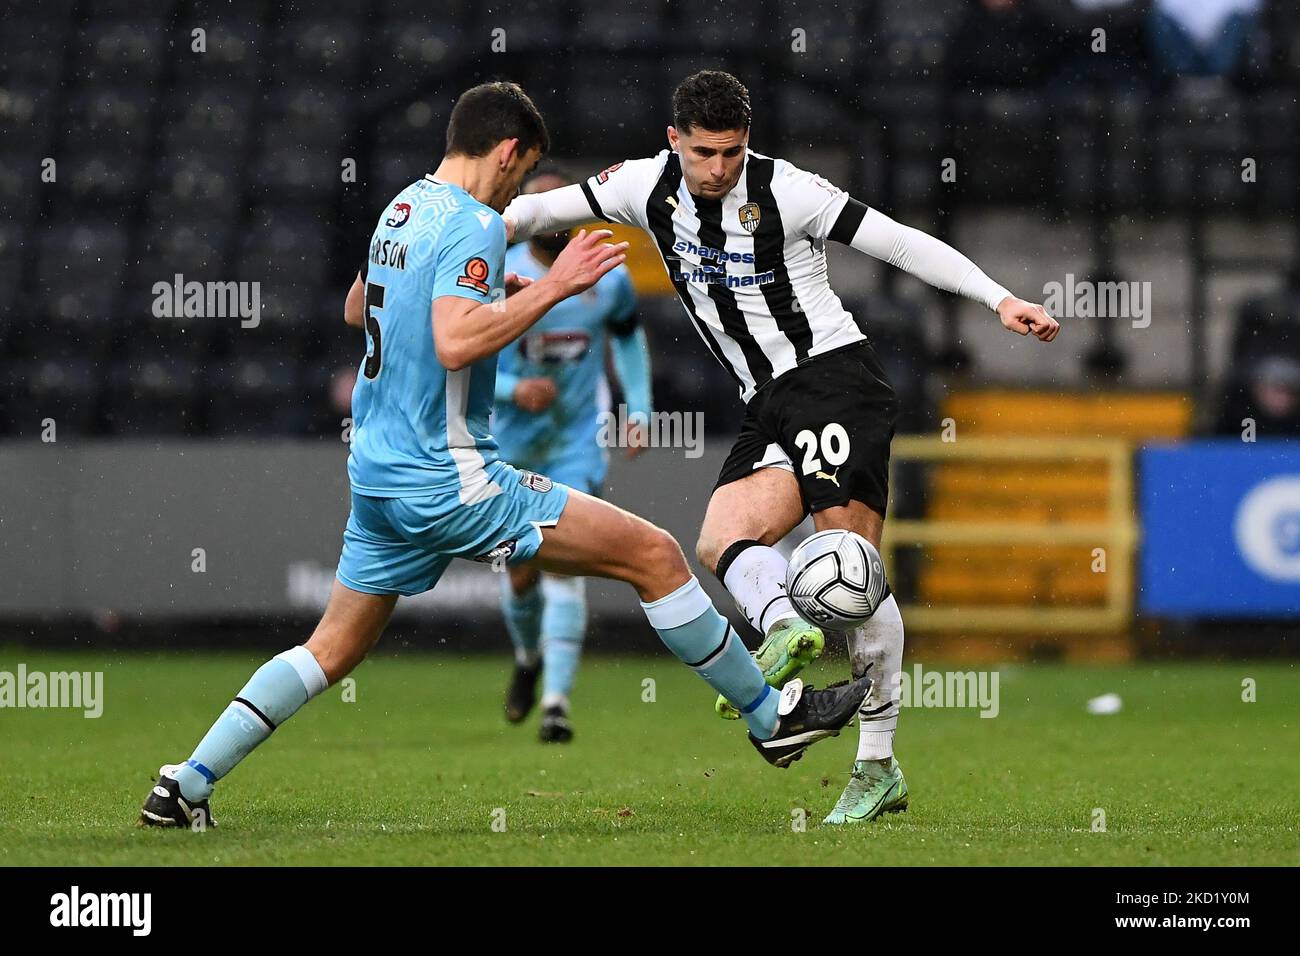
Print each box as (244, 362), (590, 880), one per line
(793, 423), (850, 476)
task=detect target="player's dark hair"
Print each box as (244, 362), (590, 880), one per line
(672, 70), (752, 134)
(446, 81), (550, 158)
(525, 166), (577, 256)
(524, 165), (573, 191)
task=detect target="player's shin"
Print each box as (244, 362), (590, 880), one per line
(540, 574), (586, 709)
(716, 540), (799, 634)
(709, 539), (824, 719)
(846, 587), (904, 760)
(641, 576), (779, 739)
(501, 574), (543, 666)
(170, 646), (328, 802)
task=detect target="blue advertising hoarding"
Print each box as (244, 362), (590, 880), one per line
(1139, 440), (1300, 616)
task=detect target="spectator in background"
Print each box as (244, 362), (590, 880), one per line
(954, 0), (1158, 94)
(1230, 259), (1300, 369)
(1215, 356), (1300, 438)
(1148, 0), (1264, 90)
(1037, 0), (1151, 94)
(1215, 264), (1300, 437)
(952, 0), (1054, 89)
(1079, 270), (1133, 380)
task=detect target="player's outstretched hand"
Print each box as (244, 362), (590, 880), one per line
(513, 377), (557, 413)
(997, 297), (1060, 342)
(547, 229), (629, 298)
(504, 272), (533, 297)
(623, 419), (649, 459)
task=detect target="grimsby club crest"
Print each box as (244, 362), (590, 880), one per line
(519, 471), (554, 493)
(738, 202), (761, 234)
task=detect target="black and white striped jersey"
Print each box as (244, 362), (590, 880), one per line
(578, 149), (866, 402)
(506, 148), (1011, 403)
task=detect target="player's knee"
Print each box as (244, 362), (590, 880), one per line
(540, 573), (586, 606)
(697, 518), (787, 575)
(303, 635), (344, 685)
(695, 531), (723, 575)
(305, 625), (371, 684)
(509, 564), (540, 596)
(640, 526), (689, 582)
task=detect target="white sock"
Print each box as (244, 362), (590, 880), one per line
(847, 592), (904, 762)
(721, 544), (798, 636)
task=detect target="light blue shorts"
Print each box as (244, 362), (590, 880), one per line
(336, 461), (570, 597)
(513, 450), (606, 498)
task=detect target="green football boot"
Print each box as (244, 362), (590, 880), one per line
(715, 617), (825, 719)
(821, 757), (909, 825)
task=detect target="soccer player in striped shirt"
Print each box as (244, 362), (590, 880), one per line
(504, 70), (1060, 825)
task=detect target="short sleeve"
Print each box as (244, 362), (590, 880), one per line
(769, 158), (853, 240)
(581, 153), (667, 231)
(432, 209), (507, 303)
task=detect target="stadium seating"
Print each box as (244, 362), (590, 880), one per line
(1, 1), (1296, 438)
(917, 391), (1193, 608)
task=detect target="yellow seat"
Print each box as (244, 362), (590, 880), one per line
(916, 390), (1190, 609)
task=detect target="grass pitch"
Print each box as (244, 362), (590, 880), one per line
(1, 648), (1296, 866)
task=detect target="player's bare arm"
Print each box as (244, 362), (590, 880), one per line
(344, 271), (365, 328)
(432, 228), (628, 370)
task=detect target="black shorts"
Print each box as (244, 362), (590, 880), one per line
(714, 342), (901, 515)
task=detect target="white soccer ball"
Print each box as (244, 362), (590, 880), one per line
(786, 530), (887, 630)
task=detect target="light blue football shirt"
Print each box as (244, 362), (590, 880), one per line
(493, 243), (637, 466)
(348, 175), (507, 503)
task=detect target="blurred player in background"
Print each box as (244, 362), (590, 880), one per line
(140, 81), (872, 828)
(505, 70), (1060, 825)
(494, 170), (653, 743)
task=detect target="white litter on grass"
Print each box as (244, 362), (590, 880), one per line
(1087, 693), (1123, 715)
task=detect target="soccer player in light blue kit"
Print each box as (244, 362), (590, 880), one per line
(496, 170), (652, 743)
(139, 83), (871, 829)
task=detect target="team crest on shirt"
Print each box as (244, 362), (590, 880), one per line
(596, 161), (624, 184)
(518, 471), (554, 493)
(456, 256), (491, 294)
(738, 202), (761, 233)
(385, 202), (412, 228)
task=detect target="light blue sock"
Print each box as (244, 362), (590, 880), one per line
(540, 574), (586, 708)
(502, 577), (542, 665)
(642, 576), (780, 739)
(172, 646), (328, 802)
